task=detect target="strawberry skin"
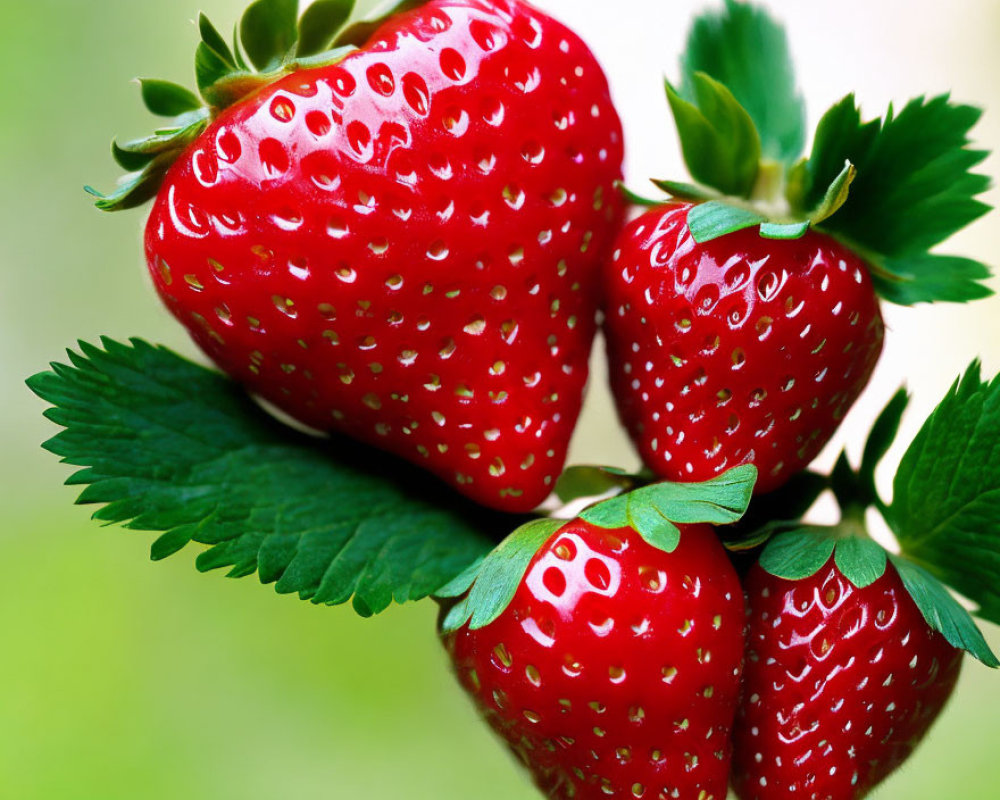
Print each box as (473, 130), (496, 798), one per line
(731, 559), (962, 800)
(444, 519), (744, 799)
(602, 203), (883, 494)
(144, 0), (624, 511)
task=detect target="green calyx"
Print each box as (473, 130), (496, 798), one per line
(87, 0), (426, 212)
(632, 0), (992, 307)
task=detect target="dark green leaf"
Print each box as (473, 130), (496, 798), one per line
(886, 362), (1000, 627)
(859, 388), (909, 499)
(618, 184), (666, 207)
(890, 556), (998, 667)
(759, 528), (835, 579)
(581, 465), (756, 552)
(199, 13), (237, 66)
(797, 94), (992, 304)
(439, 518), (564, 632)
(240, 0), (299, 71)
(196, 41), (238, 98)
(139, 79), (202, 117)
(759, 220), (809, 240)
(111, 141), (155, 172)
(722, 470), (828, 550)
(687, 201), (763, 243)
(681, 0), (805, 161)
(554, 465), (635, 504)
(27, 338), (501, 616)
(297, 0), (355, 56)
(873, 253), (993, 305)
(833, 537), (887, 588)
(665, 74), (761, 197)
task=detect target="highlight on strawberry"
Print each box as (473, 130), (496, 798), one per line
(605, 0), (991, 495)
(88, 0), (626, 512)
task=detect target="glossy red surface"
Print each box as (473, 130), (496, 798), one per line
(144, 0), (624, 511)
(602, 203), (884, 494)
(445, 520), (745, 799)
(732, 560), (962, 799)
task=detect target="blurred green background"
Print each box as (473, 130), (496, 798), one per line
(3, 0), (1000, 797)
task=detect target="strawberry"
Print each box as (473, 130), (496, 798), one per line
(603, 202), (884, 494)
(603, 0), (989, 495)
(443, 518), (745, 800)
(731, 558), (962, 800)
(93, 0), (625, 511)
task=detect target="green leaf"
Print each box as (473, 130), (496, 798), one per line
(687, 201), (763, 243)
(795, 94), (992, 304)
(807, 160), (856, 225)
(649, 179), (719, 203)
(438, 518), (564, 632)
(27, 338), (502, 616)
(722, 470), (828, 550)
(859, 388), (909, 502)
(240, 0), (299, 72)
(139, 79), (202, 117)
(681, 0), (805, 162)
(759, 220), (809, 240)
(554, 465), (635, 504)
(580, 465), (756, 552)
(890, 556), (998, 667)
(885, 362), (1000, 627)
(833, 536), (887, 588)
(297, 0), (355, 56)
(665, 74), (761, 197)
(200, 13), (237, 67)
(759, 528), (836, 580)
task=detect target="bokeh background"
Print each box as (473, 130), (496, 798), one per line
(2, 0), (999, 797)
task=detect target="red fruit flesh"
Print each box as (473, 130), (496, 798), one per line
(145, 0), (624, 511)
(444, 520), (745, 799)
(603, 203), (884, 494)
(731, 560), (962, 800)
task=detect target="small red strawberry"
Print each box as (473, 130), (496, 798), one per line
(93, 0), (625, 511)
(731, 558), (962, 800)
(444, 518), (745, 800)
(603, 203), (883, 494)
(604, 0), (988, 495)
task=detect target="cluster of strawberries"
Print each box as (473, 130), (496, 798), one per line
(90, 0), (994, 798)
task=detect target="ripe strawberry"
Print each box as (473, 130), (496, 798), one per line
(602, 202), (884, 494)
(731, 558), (962, 799)
(101, 0), (625, 511)
(444, 518), (745, 799)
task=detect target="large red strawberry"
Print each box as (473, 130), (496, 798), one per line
(603, 203), (883, 494)
(731, 558), (962, 799)
(444, 518), (745, 800)
(94, 0), (625, 511)
(604, 1), (989, 494)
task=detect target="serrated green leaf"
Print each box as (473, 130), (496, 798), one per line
(297, 0), (355, 56)
(759, 220), (809, 240)
(833, 537), (887, 588)
(581, 465), (756, 552)
(885, 362), (1000, 627)
(439, 518), (564, 632)
(240, 0), (300, 71)
(890, 556), (998, 667)
(687, 201), (764, 243)
(681, 0), (805, 162)
(666, 74), (761, 197)
(798, 94), (992, 304)
(139, 79), (202, 117)
(759, 528), (836, 579)
(554, 465), (635, 504)
(28, 338), (501, 616)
